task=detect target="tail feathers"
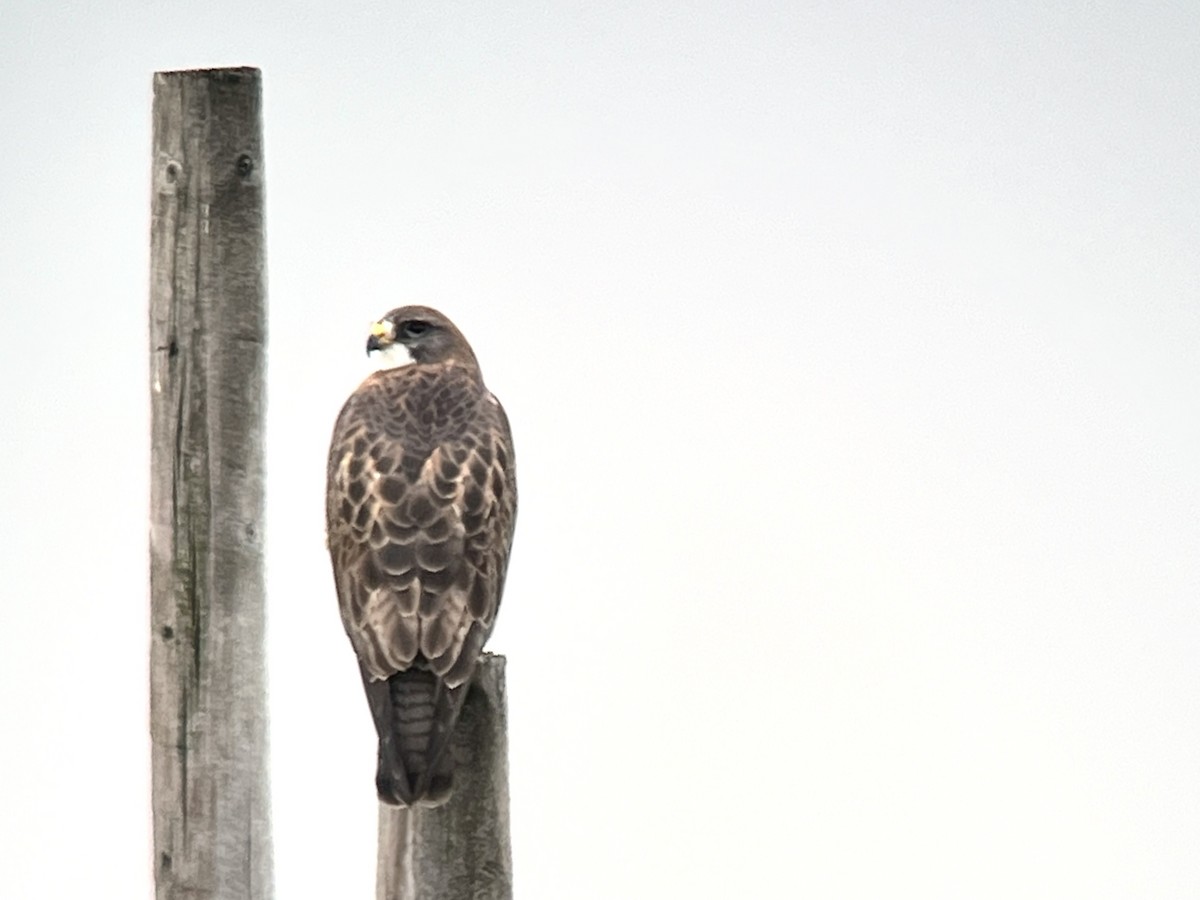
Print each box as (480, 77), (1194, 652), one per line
(371, 668), (468, 808)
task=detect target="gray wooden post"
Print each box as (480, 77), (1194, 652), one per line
(377, 653), (513, 900)
(148, 66), (272, 900)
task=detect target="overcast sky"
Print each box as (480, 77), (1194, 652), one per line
(2, 2), (1198, 898)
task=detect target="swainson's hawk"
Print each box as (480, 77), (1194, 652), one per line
(326, 306), (517, 807)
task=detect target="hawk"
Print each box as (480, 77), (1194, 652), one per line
(326, 306), (517, 807)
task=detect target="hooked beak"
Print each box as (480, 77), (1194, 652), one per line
(366, 320), (394, 356)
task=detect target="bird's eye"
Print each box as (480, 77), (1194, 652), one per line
(402, 321), (429, 339)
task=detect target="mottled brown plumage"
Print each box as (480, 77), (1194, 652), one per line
(326, 306), (516, 807)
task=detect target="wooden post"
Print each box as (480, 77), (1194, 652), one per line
(377, 654), (513, 900)
(149, 66), (272, 900)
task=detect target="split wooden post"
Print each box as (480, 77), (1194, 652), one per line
(377, 653), (513, 900)
(148, 66), (272, 900)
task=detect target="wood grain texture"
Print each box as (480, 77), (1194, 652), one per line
(377, 653), (512, 900)
(149, 66), (273, 900)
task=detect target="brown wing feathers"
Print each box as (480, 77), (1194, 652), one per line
(330, 366), (508, 684)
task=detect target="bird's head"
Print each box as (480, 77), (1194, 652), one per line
(366, 306), (480, 372)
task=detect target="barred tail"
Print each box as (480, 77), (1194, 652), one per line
(366, 666), (467, 808)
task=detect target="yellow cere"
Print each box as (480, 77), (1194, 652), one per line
(370, 320), (392, 337)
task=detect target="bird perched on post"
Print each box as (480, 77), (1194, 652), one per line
(325, 306), (517, 807)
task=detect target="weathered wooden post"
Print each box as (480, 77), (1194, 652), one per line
(148, 66), (272, 900)
(377, 654), (513, 900)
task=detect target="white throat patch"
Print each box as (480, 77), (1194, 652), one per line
(370, 342), (416, 371)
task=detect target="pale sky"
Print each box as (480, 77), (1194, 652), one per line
(2, 2), (1198, 898)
